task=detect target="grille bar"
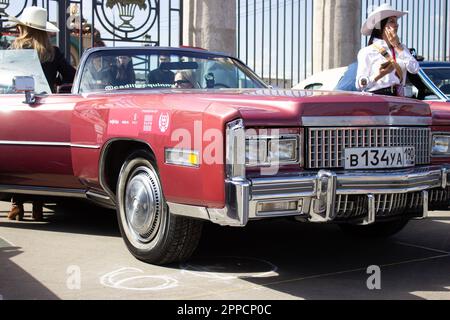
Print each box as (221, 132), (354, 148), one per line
(308, 127), (431, 169)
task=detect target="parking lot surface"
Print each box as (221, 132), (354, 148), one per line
(0, 200), (449, 300)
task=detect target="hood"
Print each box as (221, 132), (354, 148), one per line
(88, 88), (432, 127)
(199, 89), (432, 127)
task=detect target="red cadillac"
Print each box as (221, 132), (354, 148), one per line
(1, 47), (449, 265)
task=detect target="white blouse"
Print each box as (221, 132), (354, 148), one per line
(355, 38), (419, 92)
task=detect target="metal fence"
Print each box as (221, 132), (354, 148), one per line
(237, 0), (314, 88)
(237, 0), (450, 88)
(0, 0), (183, 65)
(362, 0), (449, 61)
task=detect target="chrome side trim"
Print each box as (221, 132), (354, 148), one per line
(0, 141), (100, 149)
(301, 116), (432, 127)
(86, 190), (111, 201)
(168, 202), (211, 220)
(0, 185), (86, 198)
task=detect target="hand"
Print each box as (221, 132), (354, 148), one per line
(384, 27), (402, 49)
(375, 60), (395, 81)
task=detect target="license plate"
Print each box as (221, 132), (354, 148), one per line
(344, 147), (415, 169)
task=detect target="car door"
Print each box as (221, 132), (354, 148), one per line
(0, 93), (84, 189)
(0, 49), (83, 189)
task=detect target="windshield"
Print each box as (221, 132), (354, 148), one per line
(0, 49), (51, 94)
(422, 67), (450, 97)
(78, 49), (267, 93)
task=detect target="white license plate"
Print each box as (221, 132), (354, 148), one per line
(344, 147), (415, 169)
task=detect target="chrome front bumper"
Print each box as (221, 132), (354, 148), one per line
(169, 166), (450, 227)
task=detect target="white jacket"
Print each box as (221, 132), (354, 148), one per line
(355, 38), (419, 91)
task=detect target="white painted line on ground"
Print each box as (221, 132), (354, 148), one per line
(395, 241), (450, 255)
(0, 236), (15, 247)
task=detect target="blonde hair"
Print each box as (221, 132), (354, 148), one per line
(11, 25), (54, 63)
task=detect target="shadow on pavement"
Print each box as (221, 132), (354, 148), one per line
(0, 246), (60, 300)
(185, 216), (450, 300)
(0, 200), (120, 238)
(1, 199), (449, 299)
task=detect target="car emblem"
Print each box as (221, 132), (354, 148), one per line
(158, 112), (170, 133)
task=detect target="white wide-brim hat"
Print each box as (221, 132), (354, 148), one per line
(361, 3), (407, 36)
(9, 6), (59, 33)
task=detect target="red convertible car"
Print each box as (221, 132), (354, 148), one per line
(1, 47), (450, 265)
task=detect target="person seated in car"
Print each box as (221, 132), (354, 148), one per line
(148, 55), (175, 87)
(173, 70), (196, 89)
(110, 55), (136, 87)
(87, 56), (113, 87)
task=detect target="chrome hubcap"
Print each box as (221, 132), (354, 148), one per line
(125, 167), (162, 243)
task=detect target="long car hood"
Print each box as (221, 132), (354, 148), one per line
(87, 88), (432, 127)
(198, 89), (432, 127)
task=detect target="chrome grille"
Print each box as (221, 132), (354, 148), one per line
(308, 127), (431, 169)
(335, 188), (450, 219)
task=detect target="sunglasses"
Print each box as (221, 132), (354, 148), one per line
(174, 80), (191, 85)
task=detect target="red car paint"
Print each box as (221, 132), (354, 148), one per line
(0, 88), (432, 209)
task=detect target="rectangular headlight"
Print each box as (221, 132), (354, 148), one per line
(432, 135), (450, 155)
(245, 134), (300, 166)
(268, 138), (298, 163)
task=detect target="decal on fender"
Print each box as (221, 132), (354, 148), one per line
(158, 112), (170, 133)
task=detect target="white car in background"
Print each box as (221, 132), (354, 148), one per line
(293, 61), (450, 103)
(293, 67), (348, 91)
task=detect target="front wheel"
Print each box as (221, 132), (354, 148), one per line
(116, 152), (203, 265)
(338, 219), (409, 238)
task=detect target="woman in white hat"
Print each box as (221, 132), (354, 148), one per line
(7, 6), (76, 222)
(355, 3), (419, 96)
(9, 6), (76, 92)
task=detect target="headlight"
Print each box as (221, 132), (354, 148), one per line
(246, 134), (300, 166)
(432, 135), (450, 155)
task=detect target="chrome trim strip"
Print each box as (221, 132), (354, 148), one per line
(0, 141), (100, 149)
(422, 191), (429, 219)
(363, 194), (376, 225)
(168, 202), (211, 220)
(0, 185), (86, 198)
(301, 116), (432, 127)
(226, 119), (246, 178)
(86, 190), (111, 201)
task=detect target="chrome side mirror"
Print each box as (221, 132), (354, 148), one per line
(13, 76), (36, 104)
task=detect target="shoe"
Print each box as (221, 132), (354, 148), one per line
(32, 201), (44, 221)
(8, 203), (24, 221)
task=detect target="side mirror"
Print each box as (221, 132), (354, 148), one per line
(13, 76), (36, 104)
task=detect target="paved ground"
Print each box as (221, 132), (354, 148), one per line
(0, 199), (449, 300)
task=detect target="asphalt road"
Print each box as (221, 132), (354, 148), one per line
(0, 199), (449, 300)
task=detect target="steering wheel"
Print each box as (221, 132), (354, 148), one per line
(213, 83), (231, 89)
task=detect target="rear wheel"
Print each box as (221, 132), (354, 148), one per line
(116, 151), (203, 265)
(338, 219), (409, 238)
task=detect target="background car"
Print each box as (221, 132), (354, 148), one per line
(293, 61), (450, 103)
